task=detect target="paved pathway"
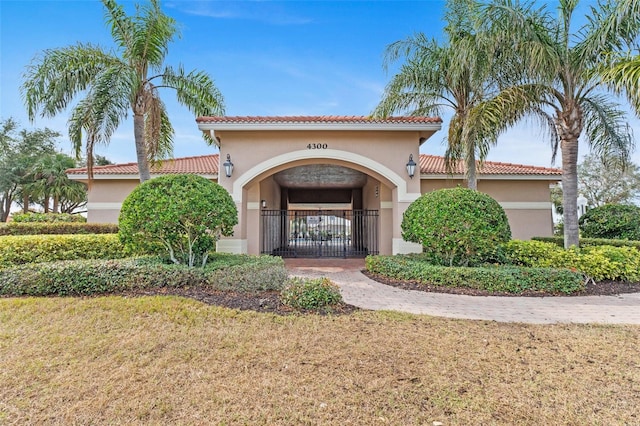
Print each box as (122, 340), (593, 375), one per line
(284, 259), (640, 325)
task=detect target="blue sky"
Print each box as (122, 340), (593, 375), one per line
(1, 0), (639, 167)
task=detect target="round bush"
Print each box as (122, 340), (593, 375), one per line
(118, 174), (238, 267)
(402, 187), (511, 266)
(579, 204), (640, 240)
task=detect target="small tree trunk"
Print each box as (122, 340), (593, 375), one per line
(22, 193), (29, 213)
(53, 195), (59, 213)
(133, 113), (152, 182)
(557, 104), (583, 249)
(43, 194), (50, 213)
(467, 153), (478, 190)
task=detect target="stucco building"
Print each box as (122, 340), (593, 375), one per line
(67, 116), (561, 257)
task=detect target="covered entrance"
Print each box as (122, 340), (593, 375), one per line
(261, 209), (379, 258)
(260, 164), (379, 258)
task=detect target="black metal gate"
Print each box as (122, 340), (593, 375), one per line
(261, 210), (379, 258)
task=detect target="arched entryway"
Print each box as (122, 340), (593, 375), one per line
(260, 164), (379, 258)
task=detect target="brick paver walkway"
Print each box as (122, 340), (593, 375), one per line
(285, 258), (640, 324)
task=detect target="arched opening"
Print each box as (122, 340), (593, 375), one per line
(257, 162), (383, 258)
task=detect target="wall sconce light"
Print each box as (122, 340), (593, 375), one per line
(223, 154), (234, 178)
(406, 154), (417, 179)
(261, 200), (267, 209)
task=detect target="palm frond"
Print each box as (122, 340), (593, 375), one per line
(581, 94), (634, 169)
(67, 64), (133, 178)
(158, 65), (225, 117)
(144, 89), (174, 162)
(131, 0), (177, 70)
(101, 0), (133, 52)
(22, 44), (121, 120)
(599, 55), (640, 115)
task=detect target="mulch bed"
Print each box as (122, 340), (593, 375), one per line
(121, 272), (640, 314)
(362, 270), (640, 297)
(121, 286), (360, 316)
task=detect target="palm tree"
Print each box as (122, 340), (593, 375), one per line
(373, 0), (534, 190)
(31, 153), (85, 213)
(22, 0), (224, 182)
(480, 0), (640, 248)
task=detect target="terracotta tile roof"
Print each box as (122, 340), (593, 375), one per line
(419, 155), (562, 176)
(66, 154), (219, 175)
(67, 154), (560, 177)
(196, 115), (443, 124)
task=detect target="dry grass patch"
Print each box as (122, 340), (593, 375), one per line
(1, 296), (639, 425)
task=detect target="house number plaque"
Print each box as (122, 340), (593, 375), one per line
(307, 143), (328, 149)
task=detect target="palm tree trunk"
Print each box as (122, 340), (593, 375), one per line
(134, 113), (152, 182)
(53, 195), (59, 213)
(558, 106), (583, 249)
(467, 153), (478, 190)
(43, 194), (50, 213)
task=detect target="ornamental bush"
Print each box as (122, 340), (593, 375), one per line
(11, 212), (86, 223)
(0, 255), (287, 296)
(0, 222), (118, 236)
(365, 255), (584, 294)
(281, 277), (343, 310)
(578, 204), (640, 240)
(503, 240), (640, 282)
(118, 174), (238, 267)
(0, 234), (126, 269)
(401, 187), (511, 266)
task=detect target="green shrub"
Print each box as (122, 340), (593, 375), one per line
(0, 255), (287, 296)
(119, 174), (238, 267)
(504, 240), (640, 282)
(204, 254), (288, 292)
(0, 234), (127, 268)
(0, 222), (118, 236)
(533, 236), (640, 250)
(281, 277), (343, 310)
(401, 188), (511, 266)
(11, 212), (86, 223)
(579, 204), (640, 240)
(365, 255), (584, 294)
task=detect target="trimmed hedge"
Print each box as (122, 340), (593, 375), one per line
(578, 204), (640, 240)
(0, 222), (118, 236)
(365, 255), (584, 294)
(0, 234), (127, 268)
(0, 255), (288, 296)
(533, 236), (640, 250)
(11, 213), (86, 223)
(504, 240), (640, 282)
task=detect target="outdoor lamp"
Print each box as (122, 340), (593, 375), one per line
(406, 154), (417, 179)
(223, 154), (234, 177)
(261, 200), (267, 209)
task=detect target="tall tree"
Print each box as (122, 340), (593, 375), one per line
(373, 0), (534, 189)
(578, 154), (640, 207)
(0, 119), (58, 219)
(22, 0), (224, 182)
(480, 0), (640, 248)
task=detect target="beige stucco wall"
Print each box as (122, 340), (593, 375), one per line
(84, 180), (139, 223)
(420, 178), (556, 240)
(215, 129), (426, 255)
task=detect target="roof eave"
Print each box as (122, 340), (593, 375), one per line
(420, 173), (561, 181)
(68, 173), (219, 181)
(197, 122), (442, 133)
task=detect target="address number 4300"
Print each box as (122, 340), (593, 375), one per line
(307, 143), (328, 149)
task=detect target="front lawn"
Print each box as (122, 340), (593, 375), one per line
(1, 297), (638, 424)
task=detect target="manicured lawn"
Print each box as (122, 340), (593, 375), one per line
(1, 296), (638, 424)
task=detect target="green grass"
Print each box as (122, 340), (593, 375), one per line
(1, 296), (639, 424)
